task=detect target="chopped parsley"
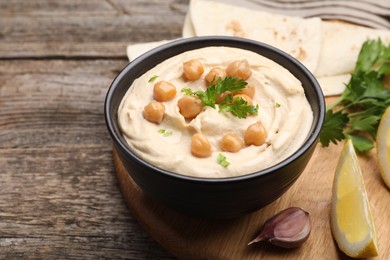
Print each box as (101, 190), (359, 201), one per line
(148, 75), (159, 83)
(217, 153), (230, 168)
(157, 129), (173, 137)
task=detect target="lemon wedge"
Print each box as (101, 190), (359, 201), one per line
(330, 139), (378, 258)
(376, 105), (390, 189)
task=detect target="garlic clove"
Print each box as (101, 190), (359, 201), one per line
(248, 207), (311, 248)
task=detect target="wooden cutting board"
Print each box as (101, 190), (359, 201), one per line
(113, 105), (390, 259)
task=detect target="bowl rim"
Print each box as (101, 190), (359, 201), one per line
(105, 36), (325, 184)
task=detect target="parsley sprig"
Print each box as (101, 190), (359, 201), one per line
(181, 76), (258, 118)
(319, 39), (390, 152)
(219, 93), (259, 118)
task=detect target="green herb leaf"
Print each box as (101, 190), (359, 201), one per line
(158, 129), (173, 137)
(148, 75), (159, 83)
(199, 86), (218, 108)
(219, 95), (259, 118)
(355, 39), (390, 75)
(182, 76), (258, 118)
(275, 103), (281, 108)
(181, 88), (194, 95)
(320, 110), (348, 147)
(217, 153), (230, 168)
(213, 76), (248, 93)
(181, 87), (217, 108)
(163, 131), (173, 137)
(319, 38), (390, 152)
(347, 135), (374, 153)
(349, 113), (380, 138)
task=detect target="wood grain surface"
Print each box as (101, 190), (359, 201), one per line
(0, 0), (188, 258)
(0, 0), (389, 259)
(114, 137), (390, 259)
(0, 59), (175, 259)
(0, 0), (188, 58)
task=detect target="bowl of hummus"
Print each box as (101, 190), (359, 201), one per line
(105, 36), (325, 219)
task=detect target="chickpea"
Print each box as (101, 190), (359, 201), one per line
(153, 81), (177, 102)
(226, 59), (252, 80)
(235, 84), (255, 98)
(183, 59), (204, 81)
(220, 133), (243, 153)
(191, 133), (212, 158)
(205, 67), (227, 84)
(216, 91), (231, 104)
(244, 122), (267, 146)
(234, 94), (253, 106)
(143, 101), (165, 124)
(178, 95), (203, 119)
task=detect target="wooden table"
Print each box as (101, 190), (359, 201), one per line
(0, 0), (185, 258)
(1, 1), (389, 259)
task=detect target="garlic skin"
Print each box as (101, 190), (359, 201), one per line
(248, 207), (311, 248)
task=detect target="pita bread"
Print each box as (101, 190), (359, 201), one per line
(316, 74), (351, 96)
(315, 21), (390, 77)
(182, 12), (196, 38)
(126, 40), (173, 61)
(126, 0), (389, 97)
(189, 0), (322, 73)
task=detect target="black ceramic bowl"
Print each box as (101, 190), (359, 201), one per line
(105, 36), (325, 219)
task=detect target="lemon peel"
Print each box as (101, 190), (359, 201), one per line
(376, 105), (390, 189)
(330, 139), (378, 258)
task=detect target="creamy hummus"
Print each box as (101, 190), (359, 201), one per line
(118, 47), (313, 178)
